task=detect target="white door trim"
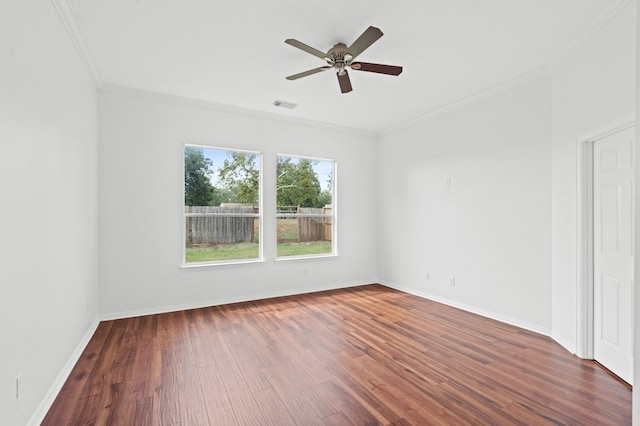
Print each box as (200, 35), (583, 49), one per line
(576, 112), (635, 359)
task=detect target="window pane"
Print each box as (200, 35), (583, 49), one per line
(276, 155), (334, 257)
(184, 146), (261, 264)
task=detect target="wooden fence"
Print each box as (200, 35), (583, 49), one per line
(322, 205), (332, 241)
(298, 208), (323, 242)
(297, 206), (332, 242)
(185, 206), (256, 245)
(186, 205), (332, 245)
(278, 205), (332, 243)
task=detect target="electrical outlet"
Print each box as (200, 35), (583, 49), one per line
(16, 373), (23, 399)
(425, 272), (430, 280)
(449, 276), (455, 287)
(303, 269), (309, 276)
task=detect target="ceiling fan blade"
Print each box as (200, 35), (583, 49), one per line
(286, 66), (331, 80)
(350, 62), (403, 76)
(347, 26), (383, 60)
(337, 70), (353, 93)
(285, 39), (329, 61)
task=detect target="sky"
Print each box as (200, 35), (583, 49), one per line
(200, 147), (333, 191)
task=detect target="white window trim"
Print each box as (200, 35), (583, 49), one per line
(182, 143), (264, 267)
(275, 153), (337, 260)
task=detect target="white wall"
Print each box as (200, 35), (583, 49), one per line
(550, 1), (636, 353)
(0, 1), (99, 424)
(633, 0), (639, 422)
(377, 77), (552, 333)
(98, 90), (378, 317)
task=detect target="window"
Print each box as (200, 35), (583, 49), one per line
(183, 145), (261, 265)
(276, 155), (335, 258)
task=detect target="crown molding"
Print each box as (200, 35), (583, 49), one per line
(50, 0), (103, 88)
(546, 0), (631, 73)
(577, 111), (636, 142)
(99, 84), (376, 137)
(379, 67), (551, 135)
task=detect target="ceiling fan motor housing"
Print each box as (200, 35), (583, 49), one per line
(327, 43), (352, 75)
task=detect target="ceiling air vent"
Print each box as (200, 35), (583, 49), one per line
(273, 100), (298, 109)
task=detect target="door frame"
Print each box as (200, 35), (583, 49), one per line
(576, 112), (635, 359)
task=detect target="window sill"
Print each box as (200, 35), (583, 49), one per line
(180, 258), (265, 269)
(275, 253), (338, 263)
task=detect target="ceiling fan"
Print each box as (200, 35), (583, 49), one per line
(285, 26), (403, 94)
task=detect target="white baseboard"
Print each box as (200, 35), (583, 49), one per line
(550, 332), (577, 355)
(28, 317), (100, 426)
(378, 280), (552, 337)
(100, 280), (373, 321)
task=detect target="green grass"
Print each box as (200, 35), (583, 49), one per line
(277, 218), (298, 240)
(186, 242), (259, 263)
(276, 218), (332, 256)
(276, 241), (332, 257)
(186, 241), (331, 263)
(185, 240), (332, 263)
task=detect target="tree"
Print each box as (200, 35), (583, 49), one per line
(217, 152), (259, 204)
(317, 171), (333, 206)
(210, 187), (236, 206)
(184, 147), (214, 206)
(277, 157), (322, 207)
(317, 189), (332, 207)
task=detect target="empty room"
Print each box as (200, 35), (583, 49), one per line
(2, 0), (639, 424)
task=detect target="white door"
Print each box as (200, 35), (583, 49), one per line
(593, 127), (635, 384)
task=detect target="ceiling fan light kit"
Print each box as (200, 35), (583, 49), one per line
(285, 26), (403, 94)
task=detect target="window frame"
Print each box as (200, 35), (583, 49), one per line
(275, 153), (337, 261)
(181, 144), (263, 268)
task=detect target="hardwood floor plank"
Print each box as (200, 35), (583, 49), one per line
(133, 396), (154, 425)
(314, 379), (385, 425)
(158, 365), (210, 425)
(337, 354), (470, 425)
(321, 411), (356, 426)
(195, 367), (236, 425)
(329, 374), (400, 424)
(208, 332), (246, 389)
(42, 284), (631, 425)
(262, 365), (329, 424)
(225, 384), (267, 426)
(251, 386), (297, 426)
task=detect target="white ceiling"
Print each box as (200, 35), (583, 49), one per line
(66, 0), (615, 132)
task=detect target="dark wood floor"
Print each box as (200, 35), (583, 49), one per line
(43, 284), (631, 425)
